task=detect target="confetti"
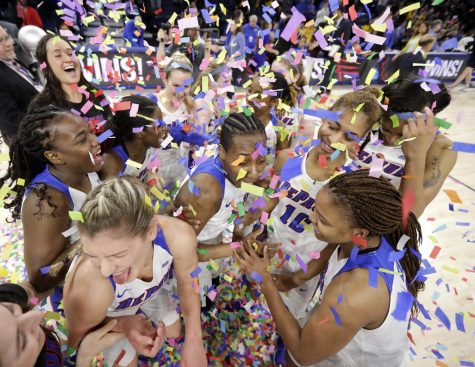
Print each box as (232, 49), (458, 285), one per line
(399, 2), (421, 15)
(68, 211), (84, 223)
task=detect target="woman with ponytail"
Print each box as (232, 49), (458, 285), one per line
(0, 105), (102, 295)
(236, 170), (424, 367)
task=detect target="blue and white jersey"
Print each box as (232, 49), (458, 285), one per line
(303, 237), (410, 367)
(112, 144), (159, 177)
(357, 130), (406, 189)
(25, 165), (101, 243)
(106, 229), (175, 317)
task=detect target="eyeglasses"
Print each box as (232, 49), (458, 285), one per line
(0, 34), (13, 45)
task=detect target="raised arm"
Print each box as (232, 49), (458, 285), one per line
(162, 216), (207, 367)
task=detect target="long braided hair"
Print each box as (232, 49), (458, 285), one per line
(0, 106), (69, 221)
(220, 112), (266, 151)
(326, 170), (424, 313)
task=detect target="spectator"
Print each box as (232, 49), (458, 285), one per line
(17, 0), (43, 28)
(123, 15), (145, 47)
(243, 15), (260, 58)
(449, 38), (474, 91)
(36, 0), (61, 33)
(226, 19), (246, 85)
(400, 21), (429, 53)
(428, 19), (443, 51)
(0, 25), (42, 145)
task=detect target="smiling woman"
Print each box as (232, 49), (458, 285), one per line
(27, 34), (112, 137)
(0, 105), (102, 296)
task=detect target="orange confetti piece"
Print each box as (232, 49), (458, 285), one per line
(231, 155), (245, 166)
(443, 189), (462, 204)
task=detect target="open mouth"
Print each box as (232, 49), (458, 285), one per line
(112, 267), (131, 285)
(64, 64), (77, 78)
(89, 150), (104, 166)
(320, 140), (336, 155)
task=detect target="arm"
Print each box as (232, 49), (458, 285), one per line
(273, 244), (337, 292)
(99, 150), (124, 180)
(21, 187), (73, 293)
(399, 108), (439, 217)
(174, 173), (231, 261)
(161, 217), (207, 366)
(235, 246), (390, 365)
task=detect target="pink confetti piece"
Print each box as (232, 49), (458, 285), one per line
(269, 175), (280, 190)
(368, 156), (384, 178)
(129, 103), (139, 117)
(80, 100), (93, 115)
(230, 242), (242, 249)
(280, 6), (305, 42)
(260, 211), (269, 225)
(177, 16), (199, 30)
(39, 62), (47, 70)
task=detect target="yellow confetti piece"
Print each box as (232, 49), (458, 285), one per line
(219, 3), (227, 15)
(68, 211), (84, 223)
(150, 187), (166, 201)
(428, 235), (439, 244)
(202, 75), (209, 92)
(242, 79), (252, 89)
(386, 69), (400, 84)
(0, 268), (10, 277)
(354, 102), (365, 112)
(0, 152), (9, 161)
(350, 112), (357, 124)
(169, 12), (178, 25)
(16, 178), (25, 186)
(378, 268), (403, 276)
(240, 183), (264, 197)
(44, 311), (61, 321)
(399, 2), (421, 15)
(364, 68), (376, 85)
(144, 194), (152, 208)
(371, 23), (387, 32)
(441, 266), (460, 275)
(361, 0), (373, 3)
(223, 274), (233, 283)
(330, 142), (347, 151)
(209, 259), (220, 271)
(236, 168), (247, 181)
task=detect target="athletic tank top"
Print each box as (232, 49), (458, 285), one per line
(357, 130), (406, 189)
(156, 95), (188, 125)
(306, 237), (410, 367)
(112, 144), (159, 177)
(25, 166), (101, 244)
(106, 229), (174, 317)
(268, 148), (349, 272)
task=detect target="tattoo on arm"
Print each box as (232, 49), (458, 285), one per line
(423, 156), (441, 188)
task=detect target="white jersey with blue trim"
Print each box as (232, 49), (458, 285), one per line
(106, 231), (175, 317)
(296, 239), (410, 367)
(357, 130), (406, 189)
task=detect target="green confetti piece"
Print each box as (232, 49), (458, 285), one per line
(197, 248), (209, 255)
(390, 114), (400, 128)
(237, 202), (245, 217)
(68, 211), (84, 223)
(228, 213), (237, 224)
(434, 117), (452, 129)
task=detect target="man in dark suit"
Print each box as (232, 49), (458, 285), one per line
(0, 25), (42, 145)
(396, 34), (436, 77)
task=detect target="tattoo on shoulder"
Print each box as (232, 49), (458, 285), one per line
(423, 156), (441, 188)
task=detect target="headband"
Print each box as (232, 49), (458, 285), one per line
(165, 61), (193, 73)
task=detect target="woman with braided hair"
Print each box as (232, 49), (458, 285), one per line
(0, 105), (102, 295)
(236, 170), (424, 367)
(174, 112), (271, 304)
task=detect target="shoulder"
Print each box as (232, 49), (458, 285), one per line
(64, 255), (114, 312)
(22, 184), (71, 218)
(274, 148), (293, 172)
(100, 149), (124, 179)
(157, 215), (196, 251)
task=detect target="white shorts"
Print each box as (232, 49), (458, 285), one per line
(102, 292), (180, 366)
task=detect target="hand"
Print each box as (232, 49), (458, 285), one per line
(120, 315), (166, 357)
(401, 107), (437, 160)
(181, 204), (201, 231)
(234, 240), (272, 282)
(204, 38), (212, 54)
(181, 339), (207, 367)
(242, 226), (279, 258)
(76, 320), (126, 367)
(144, 168), (165, 191)
(157, 29), (166, 43)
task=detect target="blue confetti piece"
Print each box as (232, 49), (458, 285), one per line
(344, 130), (362, 143)
(391, 291), (414, 321)
(337, 294), (343, 305)
(329, 0), (339, 13)
(368, 267), (378, 288)
(458, 208), (469, 213)
(189, 267), (202, 278)
(40, 265), (51, 275)
(188, 180), (200, 196)
(176, 85), (185, 93)
(434, 306), (451, 330)
(304, 108), (341, 122)
(330, 306), (342, 325)
(417, 301), (432, 320)
(410, 317), (427, 330)
(460, 361), (475, 367)
(251, 271), (263, 283)
(97, 129), (114, 143)
(456, 222), (470, 226)
(452, 142), (475, 153)
(432, 224), (448, 233)
(280, 157), (304, 182)
(388, 249), (406, 262)
(330, 149), (341, 161)
(449, 203), (454, 211)
(455, 312), (465, 332)
(431, 349), (444, 359)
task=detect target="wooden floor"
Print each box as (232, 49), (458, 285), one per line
(0, 87), (474, 365)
